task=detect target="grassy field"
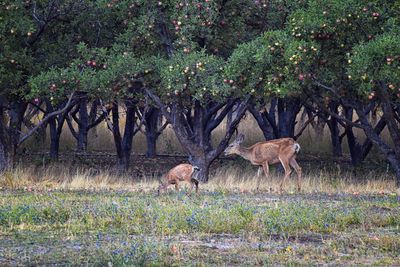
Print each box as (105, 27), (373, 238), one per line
(4, 112), (400, 266)
(1, 167), (400, 266)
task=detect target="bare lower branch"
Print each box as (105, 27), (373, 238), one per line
(18, 92), (76, 145)
(294, 112), (317, 140)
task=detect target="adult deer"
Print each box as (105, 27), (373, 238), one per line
(224, 134), (302, 192)
(157, 164), (200, 195)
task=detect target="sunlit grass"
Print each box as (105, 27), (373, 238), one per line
(1, 164), (398, 196)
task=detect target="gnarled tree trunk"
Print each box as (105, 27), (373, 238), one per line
(146, 89), (250, 182)
(249, 97), (301, 140)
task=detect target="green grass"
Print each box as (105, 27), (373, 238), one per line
(1, 190), (399, 266)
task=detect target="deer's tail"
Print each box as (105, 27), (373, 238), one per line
(294, 143), (301, 153)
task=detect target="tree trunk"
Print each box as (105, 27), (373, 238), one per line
(77, 94), (89, 152)
(327, 102), (343, 157)
(343, 106), (363, 165)
(111, 103), (123, 169)
(9, 101), (27, 157)
(146, 89), (249, 183)
(277, 98), (301, 138)
(0, 101), (11, 171)
(144, 107), (161, 158)
(248, 104), (275, 140)
(314, 117), (326, 143)
(45, 99), (67, 160)
(111, 98), (137, 172)
(356, 106), (400, 187)
(0, 104), (12, 171)
(359, 118), (386, 162)
(146, 133), (157, 158)
(89, 99), (100, 138)
(120, 98), (136, 171)
(189, 154), (211, 183)
(48, 117), (60, 160)
(249, 97), (301, 140)
(0, 141), (11, 172)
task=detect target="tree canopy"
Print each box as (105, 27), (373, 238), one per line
(1, 0), (400, 185)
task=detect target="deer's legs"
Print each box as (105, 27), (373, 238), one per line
(256, 167), (262, 190)
(187, 179), (199, 195)
(174, 182), (179, 192)
(262, 162), (270, 178)
(279, 157), (292, 193)
(257, 167), (263, 177)
(191, 179), (199, 194)
(290, 158), (302, 192)
(187, 183), (194, 195)
(256, 162), (270, 191)
(187, 180), (198, 195)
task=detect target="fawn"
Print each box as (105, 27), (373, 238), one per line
(157, 163), (200, 195)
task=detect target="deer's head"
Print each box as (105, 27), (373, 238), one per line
(224, 134), (244, 156)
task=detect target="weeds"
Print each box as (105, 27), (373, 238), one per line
(0, 190), (399, 266)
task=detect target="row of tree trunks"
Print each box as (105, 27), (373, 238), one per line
(1, 89), (398, 185)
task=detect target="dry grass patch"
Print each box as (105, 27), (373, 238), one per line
(1, 165), (397, 196)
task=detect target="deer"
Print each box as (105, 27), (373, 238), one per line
(224, 134), (302, 192)
(157, 163), (200, 195)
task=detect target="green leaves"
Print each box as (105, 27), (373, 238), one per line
(226, 30), (317, 98)
(348, 32), (400, 99)
(159, 51), (231, 102)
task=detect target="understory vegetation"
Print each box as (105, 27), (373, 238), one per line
(1, 156), (400, 265)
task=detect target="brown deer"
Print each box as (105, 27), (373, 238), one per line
(157, 164), (200, 195)
(224, 134), (302, 192)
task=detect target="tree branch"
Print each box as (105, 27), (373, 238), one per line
(18, 92), (76, 145)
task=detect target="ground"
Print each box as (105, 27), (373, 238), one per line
(1, 189), (399, 266)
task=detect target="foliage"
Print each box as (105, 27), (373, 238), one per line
(226, 30), (319, 98)
(348, 31), (400, 99)
(159, 51), (232, 102)
(287, 0), (400, 92)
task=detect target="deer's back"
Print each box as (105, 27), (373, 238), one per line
(251, 138), (297, 163)
(166, 163), (193, 182)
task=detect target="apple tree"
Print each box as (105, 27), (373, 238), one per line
(145, 51), (249, 182)
(225, 30), (318, 140)
(347, 31), (400, 185)
(284, 0), (398, 161)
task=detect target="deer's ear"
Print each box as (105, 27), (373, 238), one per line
(236, 133), (244, 143)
